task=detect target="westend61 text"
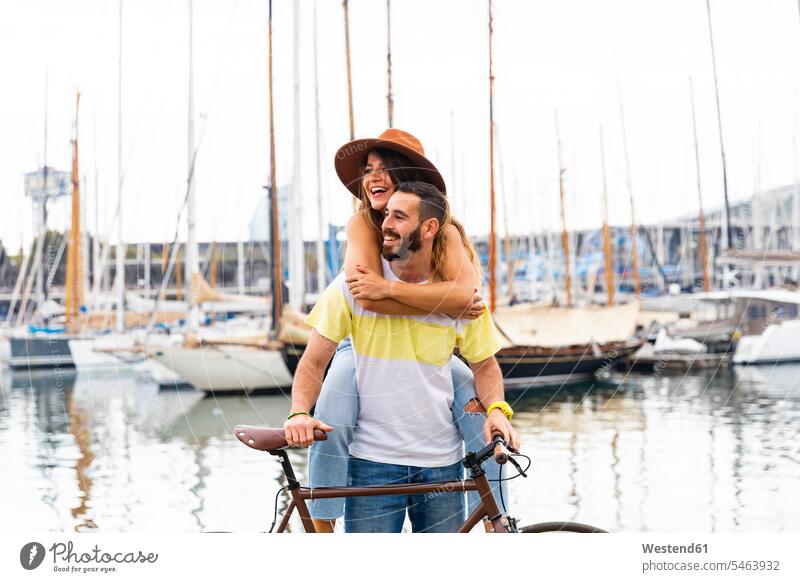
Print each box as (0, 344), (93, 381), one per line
(642, 543), (708, 554)
(49, 542), (159, 565)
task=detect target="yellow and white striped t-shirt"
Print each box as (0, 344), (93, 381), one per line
(305, 258), (502, 467)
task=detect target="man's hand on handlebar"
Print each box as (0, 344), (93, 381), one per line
(483, 409), (520, 451)
(284, 413), (333, 447)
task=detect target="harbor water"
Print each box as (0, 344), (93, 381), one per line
(1, 364), (798, 532)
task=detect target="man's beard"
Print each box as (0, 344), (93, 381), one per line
(382, 225), (422, 262)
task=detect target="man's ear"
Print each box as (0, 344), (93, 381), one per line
(423, 217), (441, 240)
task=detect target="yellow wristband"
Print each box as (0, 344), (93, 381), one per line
(486, 400), (513, 420)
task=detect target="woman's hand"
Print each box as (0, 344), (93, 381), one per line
(346, 265), (392, 300)
(447, 289), (485, 319)
(464, 290), (485, 319)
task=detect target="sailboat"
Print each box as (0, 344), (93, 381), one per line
(142, 273), (309, 394)
(492, 302), (642, 387)
(731, 289), (800, 364)
(4, 93), (155, 371)
(7, 94), (85, 370)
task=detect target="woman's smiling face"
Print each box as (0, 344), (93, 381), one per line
(362, 151), (395, 211)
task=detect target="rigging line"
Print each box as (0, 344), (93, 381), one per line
(0, 254), (8, 288)
(45, 235), (68, 292)
(20, 233), (68, 326)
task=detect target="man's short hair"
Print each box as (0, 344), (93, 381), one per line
(393, 181), (448, 226)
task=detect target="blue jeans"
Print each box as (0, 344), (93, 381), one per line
(308, 338), (508, 520)
(344, 457), (465, 533)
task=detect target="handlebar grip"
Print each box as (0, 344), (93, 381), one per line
(492, 433), (509, 465)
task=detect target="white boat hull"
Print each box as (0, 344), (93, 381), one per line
(733, 320), (800, 364)
(68, 338), (142, 369)
(147, 344), (293, 393)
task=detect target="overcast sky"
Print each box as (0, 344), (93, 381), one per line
(2, 0), (800, 253)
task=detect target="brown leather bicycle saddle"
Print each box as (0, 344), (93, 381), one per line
(234, 425), (328, 452)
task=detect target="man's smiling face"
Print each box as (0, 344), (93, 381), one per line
(381, 191), (422, 262)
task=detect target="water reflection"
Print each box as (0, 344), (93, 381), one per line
(507, 367), (799, 532)
(67, 391), (96, 531)
(0, 364), (797, 532)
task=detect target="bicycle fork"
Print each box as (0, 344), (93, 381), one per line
(461, 451), (517, 533)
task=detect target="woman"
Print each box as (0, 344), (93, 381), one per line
(307, 129), (507, 532)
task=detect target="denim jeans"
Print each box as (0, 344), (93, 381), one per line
(308, 338), (508, 520)
(344, 457), (465, 533)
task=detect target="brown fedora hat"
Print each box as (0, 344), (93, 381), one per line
(334, 128), (447, 198)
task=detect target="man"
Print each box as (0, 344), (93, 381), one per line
(284, 181), (519, 533)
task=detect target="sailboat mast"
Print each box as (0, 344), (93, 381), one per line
(81, 175), (90, 300)
(143, 241), (150, 298)
(38, 75), (48, 306)
(555, 111), (572, 307)
(5, 238), (27, 324)
(268, 0), (283, 331)
(343, 0), (355, 140)
(487, 0), (497, 312)
(160, 241), (169, 301)
(496, 126), (514, 300)
(237, 239), (245, 295)
(175, 244), (183, 301)
(386, 0), (394, 127)
(794, 3), (800, 271)
(17, 80), (49, 324)
(313, 0), (326, 294)
(705, 0), (733, 251)
(450, 111), (459, 218)
(209, 241), (218, 287)
(599, 125), (614, 306)
(343, 0), (357, 213)
(690, 77), (711, 291)
(289, 0), (305, 312)
(794, 98), (800, 281)
(93, 105), (100, 302)
(66, 92), (84, 325)
(186, 0), (200, 332)
(116, 0), (125, 332)
(616, 72), (641, 298)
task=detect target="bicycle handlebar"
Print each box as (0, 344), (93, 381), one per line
(468, 433), (516, 472)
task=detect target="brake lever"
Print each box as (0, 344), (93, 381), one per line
(507, 455), (528, 478)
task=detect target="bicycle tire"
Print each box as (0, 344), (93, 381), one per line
(519, 521), (609, 533)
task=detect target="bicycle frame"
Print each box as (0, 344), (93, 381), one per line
(270, 447), (514, 533)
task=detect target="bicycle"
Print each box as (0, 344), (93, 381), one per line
(233, 425), (609, 533)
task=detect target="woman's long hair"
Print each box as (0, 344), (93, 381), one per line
(357, 148), (481, 284)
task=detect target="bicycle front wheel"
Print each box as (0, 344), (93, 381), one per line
(519, 521), (609, 533)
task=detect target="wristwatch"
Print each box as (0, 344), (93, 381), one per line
(486, 400), (513, 420)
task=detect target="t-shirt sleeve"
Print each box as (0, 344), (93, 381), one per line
(455, 310), (503, 363)
(304, 280), (352, 344)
